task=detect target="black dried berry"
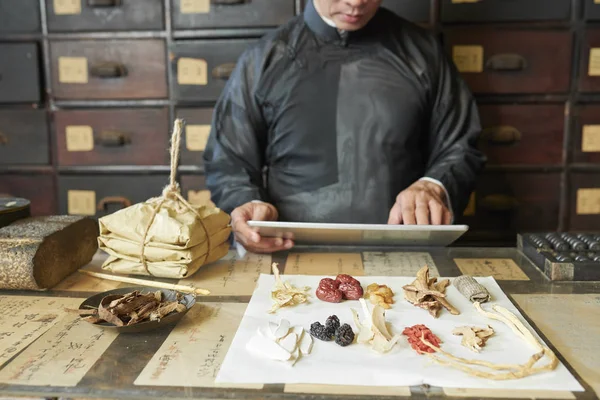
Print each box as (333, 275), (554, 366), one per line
(335, 323), (355, 347)
(310, 322), (334, 341)
(325, 315), (340, 332)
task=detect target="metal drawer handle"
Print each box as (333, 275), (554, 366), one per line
(212, 63), (236, 80)
(480, 126), (522, 145)
(96, 130), (131, 147)
(97, 196), (132, 211)
(88, 0), (122, 7)
(479, 194), (519, 212)
(0, 132), (7, 146)
(486, 54), (527, 71)
(90, 62), (127, 78)
(212, 0), (246, 5)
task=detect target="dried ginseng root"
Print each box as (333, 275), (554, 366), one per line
(419, 303), (559, 380)
(402, 324), (442, 354)
(402, 265), (460, 317)
(452, 326), (495, 353)
(269, 263), (310, 313)
(365, 283), (394, 309)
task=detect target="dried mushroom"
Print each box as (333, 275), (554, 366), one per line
(365, 283), (394, 309)
(452, 326), (495, 353)
(403, 265), (459, 318)
(269, 263), (310, 313)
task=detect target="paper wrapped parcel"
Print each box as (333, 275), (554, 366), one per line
(98, 196), (231, 279)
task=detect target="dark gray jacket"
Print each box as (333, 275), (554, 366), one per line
(203, 0), (486, 223)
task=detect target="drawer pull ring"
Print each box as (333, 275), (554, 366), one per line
(212, 63), (236, 79)
(480, 126), (521, 145)
(96, 130), (131, 147)
(87, 0), (121, 7)
(90, 62), (127, 78)
(0, 132), (8, 146)
(212, 0), (246, 5)
(97, 196), (132, 211)
(486, 54), (527, 71)
(479, 194), (519, 212)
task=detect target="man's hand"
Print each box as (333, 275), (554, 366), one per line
(231, 201), (294, 253)
(388, 180), (452, 225)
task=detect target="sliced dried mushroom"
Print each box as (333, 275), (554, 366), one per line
(403, 265), (459, 318)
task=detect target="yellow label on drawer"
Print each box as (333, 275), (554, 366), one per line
(452, 45), (483, 73)
(582, 125), (600, 152)
(589, 48), (600, 76)
(188, 190), (215, 207)
(463, 192), (476, 216)
(181, 0), (210, 14)
(577, 188), (600, 215)
(177, 58), (208, 85)
(186, 125), (211, 151)
(54, 0), (81, 15)
(68, 190), (96, 216)
(66, 125), (94, 152)
(58, 57), (88, 84)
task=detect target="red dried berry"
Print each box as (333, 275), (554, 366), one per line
(403, 324), (441, 354)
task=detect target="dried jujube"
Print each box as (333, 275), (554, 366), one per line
(316, 274), (363, 303)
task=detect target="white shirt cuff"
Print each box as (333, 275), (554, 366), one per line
(419, 177), (454, 223)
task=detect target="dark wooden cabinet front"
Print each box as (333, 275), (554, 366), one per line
(176, 108), (213, 165)
(46, 0), (164, 32)
(0, 174), (56, 216)
(569, 172), (600, 231)
(584, 0), (600, 21)
(445, 29), (572, 94)
(50, 40), (168, 100)
(440, 0), (571, 23)
(579, 29), (600, 93)
(0, 43), (41, 104)
(179, 174), (214, 206)
(54, 108), (170, 166)
(0, 110), (49, 165)
(573, 106), (600, 165)
(0, 0), (41, 33)
(477, 105), (565, 166)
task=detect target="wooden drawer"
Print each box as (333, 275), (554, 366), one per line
(179, 174), (215, 207)
(176, 108), (213, 165)
(47, 0), (163, 32)
(584, 0), (600, 21)
(172, 39), (256, 102)
(50, 40), (167, 100)
(0, 110), (49, 165)
(54, 108), (169, 166)
(440, 0), (570, 23)
(0, 43), (41, 103)
(0, 175), (56, 216)
(0, 0), (41, 33)
(460, 172), (561, 234)
(579, 30), (600, 93)
(381, 0), (430, 22)
(445, 29), (572, 94)
(477, 105), (564, 166)
(58, 175), (167, 218)
(172, 0), (294, 29)
(574, 106), (600, 165)
(569, 173), (600, 231)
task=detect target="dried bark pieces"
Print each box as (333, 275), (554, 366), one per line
(403, 265), (459, 317)
(452, 325), (495, 353)
(269, 263), (310, 313)
(454, 275), (491, 303)
(365, 283), (394, 309)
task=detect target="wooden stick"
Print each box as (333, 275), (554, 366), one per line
(78, 270), (210, 296)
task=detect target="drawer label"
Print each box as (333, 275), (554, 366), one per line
(188, 190), (215, 207)
(186, 125), (211, 151)
(582, 125), (600, 152)
(58, 57), (88, 84)
(454, 258), (529, 281)
(452, 45), (483, 73)
(68, 190), (96, 216)
(577, 188), (600, 215)
(181, 0), (210, 14)
(54, 0), (82, 15)
(66, 125), (94, 152)
(463, 192), (476, 216)
(589, 48), (600, 76)
(177, 58), (208, 85)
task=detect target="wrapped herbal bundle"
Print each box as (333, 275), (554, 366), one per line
(97, 120), (231, 279)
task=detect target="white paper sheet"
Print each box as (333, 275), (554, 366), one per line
(216, 275), (583, 391)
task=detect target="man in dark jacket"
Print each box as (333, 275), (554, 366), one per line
(203, 0), (486, 253)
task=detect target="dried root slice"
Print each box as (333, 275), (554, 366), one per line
(269, 263), (310, 314)
(403, 265), (459, 318)
(419, 303), (558, 380)
(248, 319), (312, 367)
(452, 326), (494, 353)
(352, 298), (401, 354)
(365, 283), (395, 309)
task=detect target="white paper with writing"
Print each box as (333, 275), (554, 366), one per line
(363, 252), (438, 276)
